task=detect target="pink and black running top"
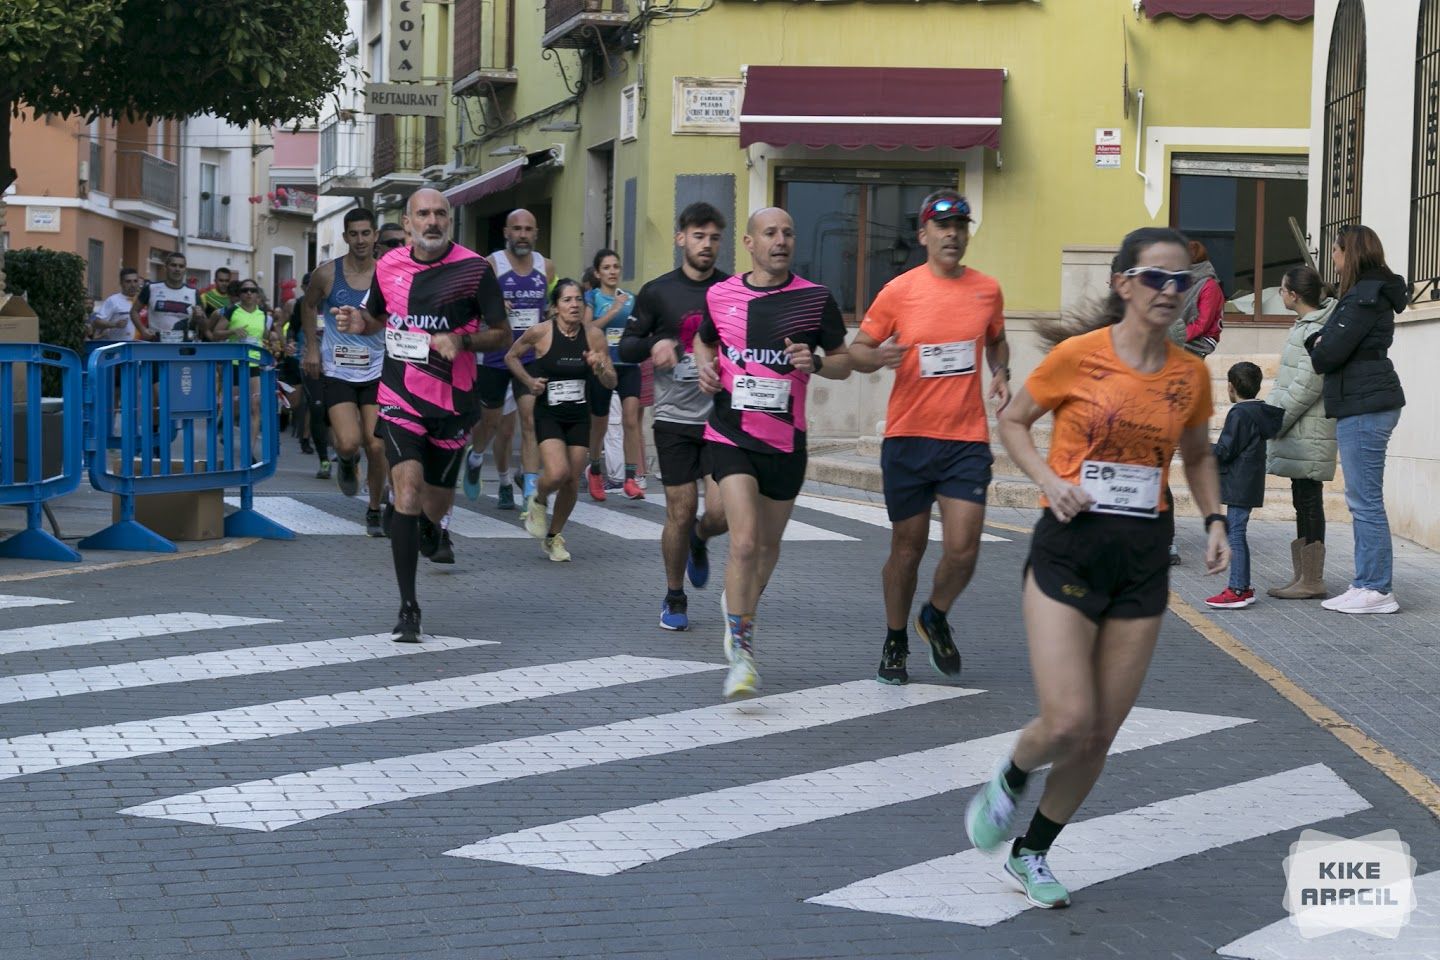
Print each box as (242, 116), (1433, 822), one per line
(370, 243), (507, 420)
(698, 272), (846, 455)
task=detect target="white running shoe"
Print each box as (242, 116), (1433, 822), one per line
(1334, 588), (1400, 615)
(525, 499), (548, 540)
(1321, 586), (1363, 611)
(723, 647), (759, 699)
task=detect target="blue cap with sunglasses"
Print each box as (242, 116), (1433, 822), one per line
(919, 193), (973, 226)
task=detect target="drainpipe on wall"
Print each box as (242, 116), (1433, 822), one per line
(1133, 88), (1147, 186)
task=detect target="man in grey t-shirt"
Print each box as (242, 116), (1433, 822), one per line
(618, 202), (732, 633)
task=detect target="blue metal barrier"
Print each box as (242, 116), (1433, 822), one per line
(80, 342), (295, 552)
(0, 345), (84, 562)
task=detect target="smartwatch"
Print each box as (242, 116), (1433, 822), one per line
(812, 352), (825, 374)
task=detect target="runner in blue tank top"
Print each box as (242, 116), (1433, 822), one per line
(581, 248), (648, 503)
(461, 209), (552, 512)
(301, 207), (390, 537)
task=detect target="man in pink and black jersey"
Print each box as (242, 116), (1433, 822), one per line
(693, 207), (854, 699)
(333, 188), (509, 642)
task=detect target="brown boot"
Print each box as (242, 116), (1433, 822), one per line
(1267, 538), (1304, 597)
(1273, 541), (1327, 599)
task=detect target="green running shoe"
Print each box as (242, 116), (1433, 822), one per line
(965, 768), (1020, 853)
(1004, 847), (1071, 909)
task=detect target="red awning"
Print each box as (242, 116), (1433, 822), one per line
(443, 156), (526, 208)
(1141, 1), (1313, 21)
(739, 67), (1004, 151)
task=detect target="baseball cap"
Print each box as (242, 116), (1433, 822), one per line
(919, 192), (973, 225)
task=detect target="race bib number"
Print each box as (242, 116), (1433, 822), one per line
(672, 354), (699, 383)
(918, 340), (977, 378)
(547, 378), (585, 405)
(606, 327), (623, 348)
(159, 329), (186, 344)
(511, 307), (540, 331)
(333, 344), (371, 369)
(385, 328), (430, 362)
(731, 375), (791, 412)
(1080, 460), (1162, 518)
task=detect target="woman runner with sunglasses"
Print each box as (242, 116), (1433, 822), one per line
(964, 227), (1228, 909)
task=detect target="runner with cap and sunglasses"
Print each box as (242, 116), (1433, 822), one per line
(849, 190), (1009, 685)
(964, 226), (1227, 910)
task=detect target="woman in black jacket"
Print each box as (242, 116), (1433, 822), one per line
(1305, 225), (1406, 615)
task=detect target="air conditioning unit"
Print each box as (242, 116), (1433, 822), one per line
(373, 192), (403, 207)
(547, 144), (566, 167)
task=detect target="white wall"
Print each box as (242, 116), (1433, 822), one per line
(180, 115), (256, 280)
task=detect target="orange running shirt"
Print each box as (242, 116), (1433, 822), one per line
(860, 265), (1005, 443)
(1023, 326), (1212, 513)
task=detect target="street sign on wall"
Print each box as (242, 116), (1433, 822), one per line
(365, 83), (447, 117)
(389, 0), (423, 82)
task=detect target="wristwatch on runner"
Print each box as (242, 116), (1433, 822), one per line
(1204, 513), (1227, 533)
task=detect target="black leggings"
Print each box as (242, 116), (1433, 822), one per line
(303, 375), (330, 461)
(1292, 478), (1325, 543)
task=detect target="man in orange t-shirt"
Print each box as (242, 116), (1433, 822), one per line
(849, 190), (1009, 685)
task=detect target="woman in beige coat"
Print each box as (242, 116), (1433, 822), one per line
(1265, 265), (1337, 598)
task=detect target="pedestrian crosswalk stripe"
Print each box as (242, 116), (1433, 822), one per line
(1218, 869), (1439, 959)
(0, 594), (70, 610)
(223, 496), (367, 535)
(443, 705), (1250, 875)
(123, 680), (980, 832)
(807, 763), (1370, 927)
(444, 506), (530, 539)
(0, 633), (499, 705)
(563, 500), (666, 540)
(2, 655), (718, 782)
(0, 613), (278, 655)
(643, 488), (858, 542)
(793, 496), (1011, 543)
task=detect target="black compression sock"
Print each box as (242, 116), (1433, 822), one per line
(886, 627), (908, 645)
(1002, 760), (1029, 795)
(390, 513), (420, 606)
(1014, 810), (1065, 856)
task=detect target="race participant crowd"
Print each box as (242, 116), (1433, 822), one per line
(85, 185), (1408, 913)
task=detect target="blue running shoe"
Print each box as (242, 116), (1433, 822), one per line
(461, 444), (482, 502)
(660, 595), (689, 631)
(497, 482), (516, 511)
(686, 523), (710, 589)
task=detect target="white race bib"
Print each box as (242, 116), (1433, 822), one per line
(333, 344), (371, 368)
(547, 378), (585, 405)
(606, 327), (623, 347)
(918, 340), (977, 378)
(672, 355), (699, 383)
(731, 375), (791, 412)
(1080, 460), (1162, 518)
(160, 329), (187, 344)
(511, 307), (540, 331)
(385, 328), (431, 362)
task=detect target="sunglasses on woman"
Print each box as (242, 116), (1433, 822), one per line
(1121, 267), (1195, 293)
(239, 287), (261, 294)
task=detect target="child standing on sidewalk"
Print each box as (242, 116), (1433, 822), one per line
(1206, 361), (1284, 609)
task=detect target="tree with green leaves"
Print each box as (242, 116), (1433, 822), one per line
(0, 0), (351, 282)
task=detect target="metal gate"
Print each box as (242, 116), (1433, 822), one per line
(1321, 0), (1366, 288)
(1412, 0), (1440, 302)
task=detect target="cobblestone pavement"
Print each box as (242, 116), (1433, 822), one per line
(0, 459), (1436, 959)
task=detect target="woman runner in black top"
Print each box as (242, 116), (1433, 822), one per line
(507, 279), (616, 561)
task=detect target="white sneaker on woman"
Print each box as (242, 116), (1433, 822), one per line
(1321, 586), (1363, 611)
(1334, 589), (1400, 614)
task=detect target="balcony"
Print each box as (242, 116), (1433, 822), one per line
(318, 115), (374, 197)
(270, 186), (318, 217)
(113, 150), (178, 220)
(542, 0), (629, 50)
(454, 0), (519, 94)
(372, 115), (426, 188)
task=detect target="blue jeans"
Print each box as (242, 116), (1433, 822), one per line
(1227, 505), (1252, 591)
(1336, 407), (1401, 593)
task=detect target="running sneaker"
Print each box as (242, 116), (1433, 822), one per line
(965, 768), (1021, 853)
(915, 604), (962, 677)
(365, 508), (384, 538)
(315, 460), (332, 481)
(723, 637), (759, 699)
(497, 483), (516, 511)
(623, 477), (645, 500)
(1205, 587), (1256, 609)
(1168, 543), (1182, 566)
(391, 601), (422, 644)
(660, 595), (689, 631)
(876, 635), (909, 685)
(430, 529), (455, 565)
(686, 523), (710, 589)
(461, 444), (483, 502)
(544, 534), (571, 562)
(587, 466), (607, 501)
(337, 456), (360, 497)
(1321, 585), (1365, 611)
(418, 515), (441, 558)
(525, 499), (549, 539)
(636, 475), (648, 492)
(299, 438), (315, 455)
(1333, 588), (1400, 615)
(1005, 847), (1071, 909)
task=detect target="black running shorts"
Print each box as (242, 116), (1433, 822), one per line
(377, 409), (476, 488)
(535, 413), (590, 448)
(654, 421), (709, 488)
(323, 376), (380, 410)
(1025, 510), (1174, 623)
(881, 436), (993, 521)
(586, 364), (643, 416)
(708, 442), (806, 502)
